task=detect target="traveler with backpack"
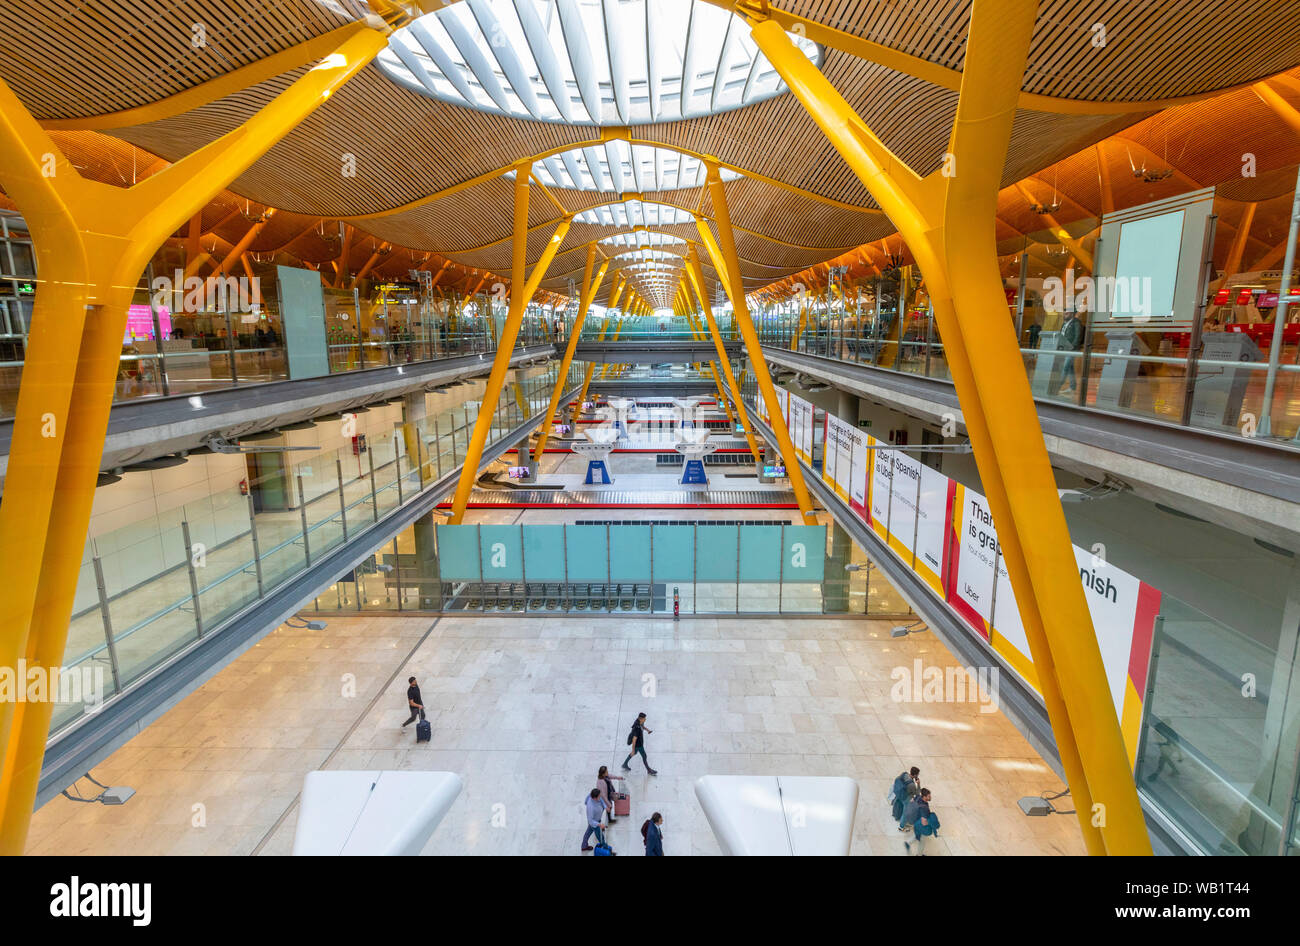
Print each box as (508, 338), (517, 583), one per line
(1058, 310), (1085, 397)
(596, 765), (626, 824)
(902, 788), (941, 855)
(581, 788), (610, 853)
(889, 766), (920, 829)
(622, 712), (658, 775)
(401, 675), (424, 728)
(642, 812), (664, 856)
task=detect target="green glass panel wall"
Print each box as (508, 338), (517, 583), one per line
(695, 525), (738, 582)
(478, 525), (523, 581)
(565, 525), (608, 581)
(435, 524), (481, 581)
(738, 525), (783, 582)
(650, 525), (694, 582)
(783, 525), (827, 581)
(522, 525), (567, 582)
(609, 525), (651, 581)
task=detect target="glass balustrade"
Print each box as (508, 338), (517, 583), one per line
(48, 363), (582, 737)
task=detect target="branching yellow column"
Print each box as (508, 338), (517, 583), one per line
(573, 277), (624, 427)
(0, 23), (389, 853)
(698, 172), (816, 524)
(752, 1), (1148, 855)
(447, 169), (572, 524)
(536, 245), (608, 458)
(686, 246), (762, 465)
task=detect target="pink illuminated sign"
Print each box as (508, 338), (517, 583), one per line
(124, 304), (171, 342)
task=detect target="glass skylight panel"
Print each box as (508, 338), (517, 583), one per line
(574, 200), (695, 227)
(377, 0), (822, 126)
(520, 143), (739, 191)
(599, 231), (685, 248)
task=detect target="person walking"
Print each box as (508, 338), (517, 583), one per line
(1058, 310), (1085, 396)
(596, 765), (626, 824)
(643, 812), (664, 856)
(581, 788), (609, 852)
(890, 766), (920, 830)
(622, 712), (657, 775)
(401, 675), (424, 728)
(902, 788), (940, 855)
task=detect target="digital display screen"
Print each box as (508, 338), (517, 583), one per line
(507, 466), (530, 479)
(763, 465), (787, 478)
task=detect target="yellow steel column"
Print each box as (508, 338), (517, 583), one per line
(599, 315), (625, 379)
(698, 170), (816, 523)
(0, 24), (389, 853)
(447, 173), (572, 524)
(751, 3), (1148, 855)
(536, 246), (608, 458)
(686, 246), (761, 464)
(791, 295), (809, 351)
(574, 277), (624, 426)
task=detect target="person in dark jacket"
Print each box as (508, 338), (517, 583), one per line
(891, 766), (920, 829)
(1058, 311), (1085, 396)
(644, 812), (664, 856)
(903, 789), (940, 855)
(401, 675), (424, 728)
(621, 712), (658, 775)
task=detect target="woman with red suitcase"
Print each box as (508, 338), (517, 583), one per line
(596, 765), (628, 824)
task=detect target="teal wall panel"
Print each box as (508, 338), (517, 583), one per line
(650, 526), (694, 582)
(782, 525), (826, 581)
(565, 525), (608, 581)
(435, 525), (481, 581)
(276, 265), (330, 380)
(739, 525), (783, 582)
(609, 525), (651, 581)
(695, 525), (738, 582)
(478, 525), (523, 581)
(522, 526), (566, 582)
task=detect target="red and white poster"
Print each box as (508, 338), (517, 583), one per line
(945, 481), (1162, 766)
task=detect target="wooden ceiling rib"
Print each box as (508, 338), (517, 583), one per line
(2, 1), (1300, 304)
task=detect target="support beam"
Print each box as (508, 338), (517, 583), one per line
(752, 4), (1149, 856)
(446, 166), (572, 523)
(0, 24), (389, 855)
(536, 245), (607, 458)
(686, 245), (761, 464)
(573, 277), (625, 427)
(699, 168), (816, 523)
(213, 209), (276, 277)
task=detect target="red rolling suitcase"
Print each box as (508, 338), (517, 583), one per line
(614, 791), (630, 817)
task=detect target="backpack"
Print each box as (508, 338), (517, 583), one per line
(1063, 316), (1083, 350)
(627, 725), (637, 746)
(641, 819), (650, 844)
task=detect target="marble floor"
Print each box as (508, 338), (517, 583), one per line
(27, 612), (1084, 856)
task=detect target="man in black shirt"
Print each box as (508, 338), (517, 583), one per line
(621, 712), (658, 775)
(401, 675), (424, 728)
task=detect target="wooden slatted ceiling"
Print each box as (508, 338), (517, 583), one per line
(0, 0), (350, 120)
(5, 1), (1300, 305)
(1025, 0), (1300, 102)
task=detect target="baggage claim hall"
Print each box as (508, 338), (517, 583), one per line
(1, 0), (1299, 861)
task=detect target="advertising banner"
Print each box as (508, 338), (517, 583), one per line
(945, 482), (1162, 767)
(788, 394), (813, 465)
(881, 452), (950, 598)
(822, 413), (860, 504)
(867, 435), (892, 543)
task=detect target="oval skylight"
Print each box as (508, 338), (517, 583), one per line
(377, 0), (823, 125)
(575, 199), (694, 227)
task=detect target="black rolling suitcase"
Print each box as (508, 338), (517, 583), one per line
(415, 709), (431, 743)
